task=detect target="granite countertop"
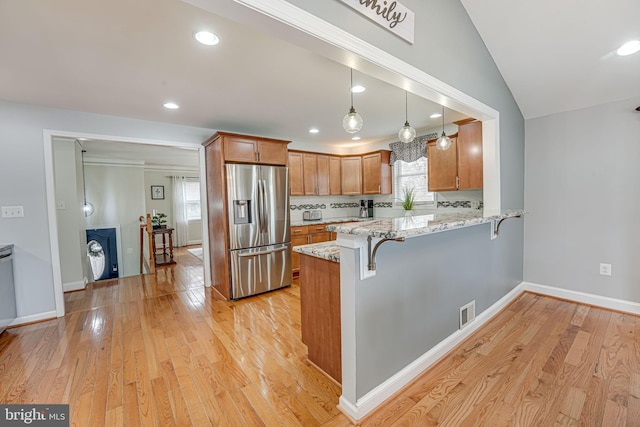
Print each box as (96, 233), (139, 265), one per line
(290, 217), (371, 227)
(293, 241), (340, 263)
(325, 210), (524, 239)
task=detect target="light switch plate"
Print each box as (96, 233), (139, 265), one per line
(1, 206), (24, 218)
(56, 200), (66, 210)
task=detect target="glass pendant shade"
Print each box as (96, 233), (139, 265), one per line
(343, 107), (363, 133)
(398, 122), (416, 143)
(398, 91), (416, 143)
(342, 68), (363, 133)
(83, 202), (95, 217)
(436, 105), (452, 150)
(436, 132), (452, 150)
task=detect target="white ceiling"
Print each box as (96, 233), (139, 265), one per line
(460, 0), (640, 119)
(5, 1), (635, 168)
(0, 0), (468, 168)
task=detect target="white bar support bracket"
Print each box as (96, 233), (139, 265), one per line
(491, 214), (522, 240)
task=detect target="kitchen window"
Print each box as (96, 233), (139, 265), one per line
(184, 180), (201, 220)
(393, 158), (435, 206)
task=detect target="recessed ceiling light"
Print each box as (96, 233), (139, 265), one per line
(351, 136), (361, 141)
(617, 40), (640, 56)
(194, 31), (220, 46)
(430, 113), (442, 119)
(309, 128), (319, 134)
(351, 85), (366, 93)
(163, 102), (179, 109)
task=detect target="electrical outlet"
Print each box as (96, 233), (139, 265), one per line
(599, 263), (612, 276)
(1, 206), (24, 218)
(56, 200), (66, 210)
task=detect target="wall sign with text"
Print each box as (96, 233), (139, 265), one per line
(339, 0), (415, 44)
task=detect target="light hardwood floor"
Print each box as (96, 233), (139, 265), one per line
(1, 249), (639, 426)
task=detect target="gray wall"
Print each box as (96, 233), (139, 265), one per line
(0, 100), (212, 320)
(524, 96), (640, 302)
(353, 221), (523, 397)
(52, 139), (86, 287)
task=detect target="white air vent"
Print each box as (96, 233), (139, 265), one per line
(459, 300), (476, 329)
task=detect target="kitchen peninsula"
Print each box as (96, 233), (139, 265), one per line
(294, 209), (524, 413)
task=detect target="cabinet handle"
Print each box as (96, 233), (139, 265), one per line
(258, 151), (261, 162)
(456, 176), (459, 189)
(294, 229), (302, 233)
(255, 151), (258, 162)
(378, 185), (381, 193)
(307, 235), (311, 244)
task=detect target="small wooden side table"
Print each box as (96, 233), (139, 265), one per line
(152, 227), (176, 266)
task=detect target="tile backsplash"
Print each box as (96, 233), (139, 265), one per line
(290, 189), (483, 222)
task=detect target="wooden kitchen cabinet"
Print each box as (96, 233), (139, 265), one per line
(329, 156), (341, 195)
(288, 152), (304, 196)
(362, 150), (392, 195)
(221, 132), (289, 165)
(291, 223), (335, 276)
(299, 253), (341, 383)
(289, 151), (331, 196)
(457, 121), (483, 190)
(427, 137), (458, 192)
(427, 120), (483, 192)
(341, 156), (362, 195)
(316, 155), (330, 196)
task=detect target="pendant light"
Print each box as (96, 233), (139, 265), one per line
(435, 105), (452, 150)
(80, 149), (94, 217)
(398, 91), (417, 143)
(342, 68), (363, 133)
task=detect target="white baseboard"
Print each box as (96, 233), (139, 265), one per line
(63, 279), (86, 292)
(342, 280), (640, 420)
(187, 239), (202, 246)
(521, 281), (640, 315)
(341, 282), (526, 420)
(11, 310), (59, 327)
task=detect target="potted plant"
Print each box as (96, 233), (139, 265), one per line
(152, 212), (168, 229)
(399, 187), (415, 216)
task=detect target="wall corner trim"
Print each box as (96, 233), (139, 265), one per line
(11, 310), (59, 327)
(342, 281), (640, 420)
(521, 282), (640, 315)
(63, 280), (86, 293)
(340, 282), (526, 420)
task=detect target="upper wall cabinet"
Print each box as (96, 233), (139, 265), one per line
(340, 156), (362, 195)
(362, 151), (392, 195)
(289, 151), (334, 196)
(221, 132), (289, 165)
(427, 121), (483, 192)
(289, 149), (392, 196)
(289, 152), (304, 196)
(457, 121), (483, 190)
(427, 137), (458, 192)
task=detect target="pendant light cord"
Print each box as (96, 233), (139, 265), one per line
(350, 68), (354, 108)
(81, 149), (88, 205)
(441, 105), (445, 134)
(405, 91), (408, 123)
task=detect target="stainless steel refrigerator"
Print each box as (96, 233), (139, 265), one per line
(226, 164), (292, 299)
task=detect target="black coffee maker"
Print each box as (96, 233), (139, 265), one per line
(359, 199), (374, 218)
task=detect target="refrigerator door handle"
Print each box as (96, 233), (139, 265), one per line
(238, 246), (288, 257)
(260, 179), (269, 233)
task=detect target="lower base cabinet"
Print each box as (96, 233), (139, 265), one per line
(291, 223), (339, 276)
(299, 254), (341, 383)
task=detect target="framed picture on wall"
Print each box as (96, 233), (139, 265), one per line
(151, 185), (165, 200)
